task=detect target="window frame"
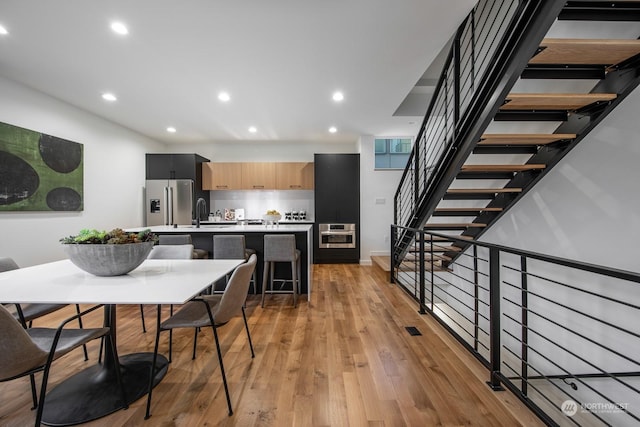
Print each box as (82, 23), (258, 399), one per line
(373, 136), (413, 170)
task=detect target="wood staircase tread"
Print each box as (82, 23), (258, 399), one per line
(435, 207), (503, 212)
(421, 235), (474, 242)
(373, 256), (452, 273)
(478, 133), (576, 145)
(500, 93), (617, 110)
(530, 38), (640, 66)
(398, 261), (452, 272)
(371, 255), (391, 272)
(447, 188), (522, 194)
(425, 245), (462, 252)
(425, 223), (487, 228)
(406, 253), (452, 261)
(460, 164), (546, 172)
(408, 244), (461, 252)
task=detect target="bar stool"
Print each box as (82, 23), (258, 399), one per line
(212, 235), (256, 293)
(159, 234), (208, 259)
(261, 234), (301, 308)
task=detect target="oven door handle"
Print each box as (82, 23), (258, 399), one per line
(320, 231), (354, 235)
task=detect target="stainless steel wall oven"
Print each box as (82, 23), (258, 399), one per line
(318, 223), (356, 249)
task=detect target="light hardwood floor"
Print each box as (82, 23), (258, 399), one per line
(0, 264), (542, 426)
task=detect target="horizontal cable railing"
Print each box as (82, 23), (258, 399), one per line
(391, 224), (640, 426)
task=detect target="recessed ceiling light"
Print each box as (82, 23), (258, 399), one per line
(0, 25), (8, 35)
(248, 126), (257, 133)
(332, 91), (344, 102)
(329, 126), (337, 133)
(218, 91), (230, 102)
(110, 21), (128, 35)
(166, 127), (177, 133)
(101, 92), (117, 102)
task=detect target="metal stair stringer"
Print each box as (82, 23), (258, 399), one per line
(393, 0), (565, 266)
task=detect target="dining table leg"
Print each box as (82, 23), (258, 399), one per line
(40, 305), (169, 426)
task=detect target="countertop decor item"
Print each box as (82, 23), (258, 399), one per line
(262, 209), (282, 226)
(60, 228), (157, 276)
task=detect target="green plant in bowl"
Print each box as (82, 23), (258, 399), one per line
(60, 228), (158, 276)
(60, 228), (157, 245)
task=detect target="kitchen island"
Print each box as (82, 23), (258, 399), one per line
(128, 224), (313, 299)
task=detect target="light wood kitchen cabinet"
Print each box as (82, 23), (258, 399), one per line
(276, 162), (314, 190)
(202, 162), (242, 190)
(241, 162), (276, 189)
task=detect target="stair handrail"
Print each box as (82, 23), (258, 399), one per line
(394, 0), (566, 232)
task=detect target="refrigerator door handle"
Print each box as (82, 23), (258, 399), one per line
(168, 186), (174, 225)
(163, 186), (169, 225)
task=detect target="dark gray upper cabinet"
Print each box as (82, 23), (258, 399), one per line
(145, 153), (209, 181)
(314, 153), (360, 223)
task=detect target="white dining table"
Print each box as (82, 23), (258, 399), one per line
(0, 258), (243, 426)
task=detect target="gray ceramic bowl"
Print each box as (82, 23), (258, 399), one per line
(63, 241), (155, 276)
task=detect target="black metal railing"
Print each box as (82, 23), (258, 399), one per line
(394, 0), (521, 229)
(393, 0), (564, 235)
(391, 224), (640, 426)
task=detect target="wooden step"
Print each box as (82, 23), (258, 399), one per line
(500, 93), (617, 111)
(371, 255), (391, 272)
(425, 223), (487, 228)
(478, 133), (576, 145)
(435, 207), (503, 213)
(421, 235), (474, 242)
(447, 188), (522, 194)
(460, 164), (546, 172)
(406, 253), (452, 262)
(398, 261), (452, 273)
(425, 244), (462, 252)
(408, 243), (462, 253)
(530, 38), (640, 66)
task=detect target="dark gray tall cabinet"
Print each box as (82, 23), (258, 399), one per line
(145, 153), (210, 221)
(313, 153), (360, 263)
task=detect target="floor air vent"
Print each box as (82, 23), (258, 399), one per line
(405, 326), (422, 336)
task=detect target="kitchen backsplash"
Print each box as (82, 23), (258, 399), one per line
(209, 190), (314, 221)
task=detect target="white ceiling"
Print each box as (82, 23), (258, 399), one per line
(0, 1), (475, 144)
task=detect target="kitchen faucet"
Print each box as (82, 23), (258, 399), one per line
(195, 198), (207, 228)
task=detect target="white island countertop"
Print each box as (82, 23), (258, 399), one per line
(129, 224), (313, 233)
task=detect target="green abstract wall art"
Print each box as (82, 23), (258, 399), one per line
(0, 121), (83, 211)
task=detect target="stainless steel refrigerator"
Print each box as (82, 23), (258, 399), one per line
(145, 179), (193, 226)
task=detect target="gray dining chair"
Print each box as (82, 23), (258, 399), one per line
(145, 244), (194, 356)
(158, 234), (208, 259)
(147, 244), (194, 260)
(0, 256), (88, 409)
(137, 244), (195, 333)
(145, 254), (257, 419)
(0, 257), (80, 329)
(99, 244), (195, 363)
(0, 304), (127, 427)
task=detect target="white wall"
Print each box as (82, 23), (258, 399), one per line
(358, 135), (403, 264)
(0, 76), (164, 267)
